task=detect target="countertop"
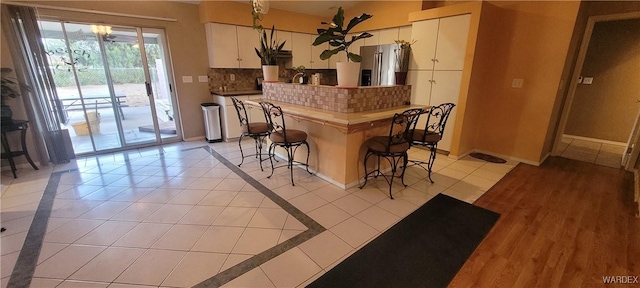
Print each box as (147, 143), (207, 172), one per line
(212, 90), (262, 96)
(245, 98), (428, 133)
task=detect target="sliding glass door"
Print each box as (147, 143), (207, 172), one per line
(39, 20), (179, 155)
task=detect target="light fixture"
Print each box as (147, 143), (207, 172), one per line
(90, 24), (112, 36)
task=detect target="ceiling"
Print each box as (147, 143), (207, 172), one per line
(177, 0), (362, 17)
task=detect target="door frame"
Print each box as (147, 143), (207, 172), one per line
(552, 11), (640, 171)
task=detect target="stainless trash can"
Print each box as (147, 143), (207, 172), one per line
(201, 103), (222, 143)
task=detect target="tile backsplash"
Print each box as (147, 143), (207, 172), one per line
(208, 67), (337, 93)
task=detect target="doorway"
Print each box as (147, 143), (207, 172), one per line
(554, 13), (640, 169)
(38, 20), (180, 155)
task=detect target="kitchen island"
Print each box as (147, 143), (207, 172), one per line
(249, 83), (424, 188)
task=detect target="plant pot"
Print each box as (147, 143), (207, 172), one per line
(262, 65), (279, 82)
(395, 71), (408, 85)
(336, 62), (361, 88)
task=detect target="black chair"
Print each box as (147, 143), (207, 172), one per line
(231, 97), (271, 171)
(408, 103), (456, 183)
(360, 108), (424, 199)
(260, 101), (312, 185)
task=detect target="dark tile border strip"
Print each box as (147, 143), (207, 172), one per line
(194, 146), (326, 287)
(6, 145), (325, 288)
(7, 170), (67, 288)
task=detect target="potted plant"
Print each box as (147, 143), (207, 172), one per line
(313, 7), (372, 87)
(255, 25), (286, 82)
(394, 39), (416, 85)
(1, 68), (26, 123)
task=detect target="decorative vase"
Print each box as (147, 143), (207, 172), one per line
(262, 65), (279, 82)
(395, 71), (408, 85)
(336, 62), (361, 88)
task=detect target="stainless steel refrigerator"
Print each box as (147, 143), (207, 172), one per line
(359, 44), (397, 86)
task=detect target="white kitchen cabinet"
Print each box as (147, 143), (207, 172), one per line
(408, 14), (470, 152)
(276, 30), (292, 50)
(214, 94), (263, 141)
(429, 71), (463, 151)
(398, 26), (412, 43)
(205, 23), (239, 68)
(434, 15), (471, 71)
(311, 41), (328, 69)
(378, 28), (398, 45)
(205, 23), (261, 68)
(409, 19), (439, 70)
(348, 33), (364, 60)
(236, 26), (262, 68)
(292, 32), (312, 68)
(410, 14), (470, 71)
(292, 32), (328, 69)
(363, 30), (380, 46)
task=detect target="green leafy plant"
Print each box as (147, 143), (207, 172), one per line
(312, 7), (373, 62)
(1, 68), (25, 106)
(254, 25), (286, 65)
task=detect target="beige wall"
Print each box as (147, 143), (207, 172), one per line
(199, 1), (328, 33)
(470, 1), (580, 163)
(565, 18), (640, 142)
(344, 1), (423, 31)
(3, 1), (210, 141)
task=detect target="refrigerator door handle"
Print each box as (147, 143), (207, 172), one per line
(373, 52), (384, 86)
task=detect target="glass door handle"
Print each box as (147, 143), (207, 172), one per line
(145, 82), (152, 96)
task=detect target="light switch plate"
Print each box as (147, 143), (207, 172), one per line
(511, 78), (524, 88)
(182, 76), (193, 83)
(198, 76), (208, 82)
(583, 77), (593, 84)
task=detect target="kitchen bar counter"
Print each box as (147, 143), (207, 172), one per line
(212, 90), (262, 96)
(246, 98), (428, 188)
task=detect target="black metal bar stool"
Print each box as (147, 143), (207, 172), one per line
(408, 103), (456, 183)
(260, 101), (312, 186)
(360, 108), (423, 199)
(230, 97), (271, 171)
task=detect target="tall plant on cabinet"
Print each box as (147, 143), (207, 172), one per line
(255, 25), (286, 82)
(313, 7), (372, 87)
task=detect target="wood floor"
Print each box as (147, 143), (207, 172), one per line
(449, 156), (639, 288)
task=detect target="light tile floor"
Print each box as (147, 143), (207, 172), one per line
(1, 140), (518, 288)
(558, 136), (625, 168)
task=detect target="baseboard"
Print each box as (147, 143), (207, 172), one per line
(563, 134), (627, 147)
(184, 136), (206, 142)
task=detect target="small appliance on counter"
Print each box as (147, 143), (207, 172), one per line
(256, 77), (264, 90)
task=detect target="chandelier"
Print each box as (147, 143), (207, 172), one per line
(90, 24), (112, 36)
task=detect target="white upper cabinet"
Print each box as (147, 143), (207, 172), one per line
(398, 26), (412, 43)
(378, 28), (398, 45)
(236, 26), (261, 68)
(206, 23), (239, 68)
(363, 30), (380, 46)
(292, 32), (312, 68)
(205, 23), (261, 68)
(311, 41), (328, 69)
(409, 19), (439, 70)
(434, 14), (471, 71)
(276, 30), (292, 50)
(409, 14), (470, 71)
(348, 33), (364, 60)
